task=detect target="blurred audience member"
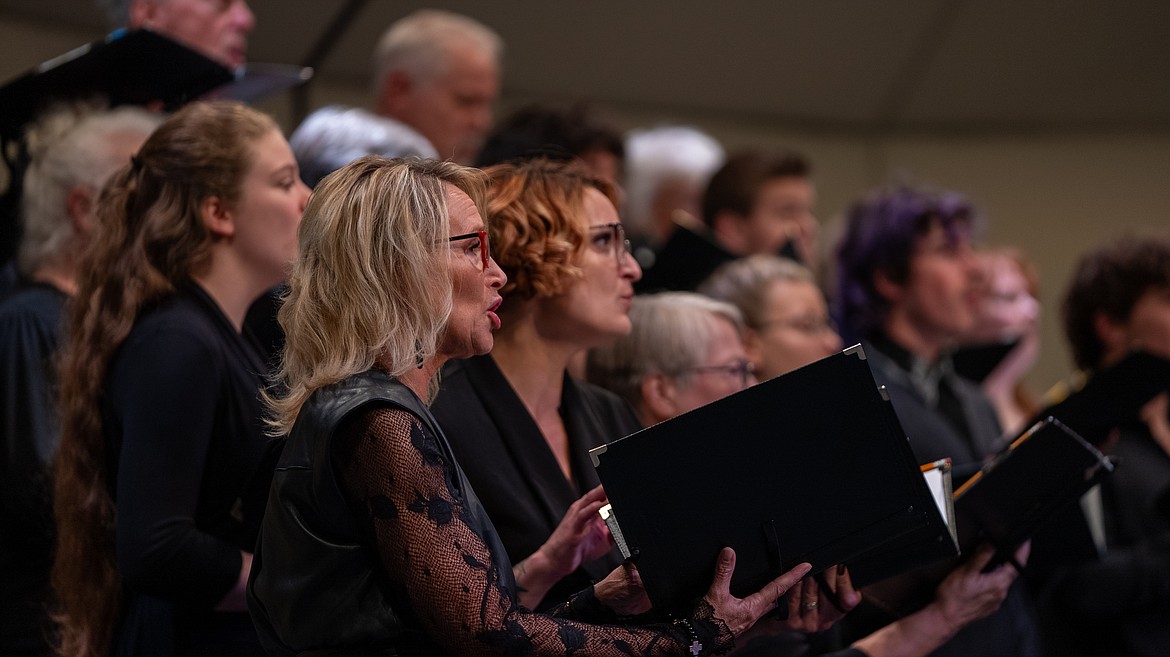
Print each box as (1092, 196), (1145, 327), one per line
(834, 185), (1042, 657)
(623, 125), (724, 268)
(586, 292), (754, 427)
(638, 149), (815, 293)
(372, 9), (501, 164)
(1037, 235), (1170, 657)
(289, 105), (438, 188)
(475, 103), (625, 188)
(101, 0), (255, 70)
(700, 254), (842, 381)
(430, 159), (642, 610)
(52, 102), (308, 657)
(0, 105), (160, 657)
(955, 247), (1041, 435)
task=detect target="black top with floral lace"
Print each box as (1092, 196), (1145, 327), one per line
(329, 404), (735, 656)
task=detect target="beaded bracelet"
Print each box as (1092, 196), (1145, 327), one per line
(672, 618), (703, 656)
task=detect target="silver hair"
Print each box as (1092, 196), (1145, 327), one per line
(290, 105), (439, 187)
(699, 254), (815, 331)
(371, 9), (502, 97)
(586, 291), (743, 411)
(18, 105), (162, 276)
(622, 125), (724, 240)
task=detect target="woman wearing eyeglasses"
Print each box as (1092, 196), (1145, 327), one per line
(248, 156), (815, 656)
(430, 158), (647, 610)
(699, 254), (843, 381)
(585, 292), (756, 428)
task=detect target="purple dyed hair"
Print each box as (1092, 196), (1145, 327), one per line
(834, 185), (978, 344)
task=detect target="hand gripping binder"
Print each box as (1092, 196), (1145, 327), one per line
(591, 345), (957, 612)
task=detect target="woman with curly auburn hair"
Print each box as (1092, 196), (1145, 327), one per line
(429, 158), (647, 610)
(52, 100), (309, 657)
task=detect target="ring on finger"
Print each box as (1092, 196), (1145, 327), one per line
(802, 601), (818, 611)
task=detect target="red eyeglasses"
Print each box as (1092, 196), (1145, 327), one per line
(447, 230), (491, 270)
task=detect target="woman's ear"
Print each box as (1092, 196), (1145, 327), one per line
(200, 196), (235, 239)
(639, 372), (678, 426)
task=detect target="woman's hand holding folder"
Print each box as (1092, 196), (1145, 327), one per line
(514, 485), (613, 609)
(703, 548), (813, 638)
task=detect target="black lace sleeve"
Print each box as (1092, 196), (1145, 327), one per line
(331, 406), (736, 656)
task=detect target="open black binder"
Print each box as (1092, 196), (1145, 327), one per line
(1032, 350), (1170, 447)
(590, 345), (957, 613)
(863, 417), (1114, 615)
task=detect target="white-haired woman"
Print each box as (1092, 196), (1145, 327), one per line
(586, 292), (755, 427)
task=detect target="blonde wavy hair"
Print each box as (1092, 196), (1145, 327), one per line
(269, 156), (488, 433)
(484, 158), (619, 302)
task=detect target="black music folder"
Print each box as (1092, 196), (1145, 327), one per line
(1033, 350), (1170, 447)
(590, 345), (958, 613)
(0, 28), (234, 142)
(864, 417), (1114, 615)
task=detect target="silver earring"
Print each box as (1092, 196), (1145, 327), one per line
(415, 340), (424, 369)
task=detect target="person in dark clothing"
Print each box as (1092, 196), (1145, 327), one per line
(474, 103), (625, 188)
(248, 155), (817, 656)
(637, 150), (816, 293)
(431, 159), (645, 610)
(0, 106), (158, 657)
(834, 185), (1043, 657)
(51, 101), (309, 657)
(1036, 235), (1170, 657)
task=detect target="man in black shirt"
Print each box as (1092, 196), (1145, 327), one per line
(833, 185), (1042, 657)
(1039, 236), (1170, 657)
(637, 150), (817, 293)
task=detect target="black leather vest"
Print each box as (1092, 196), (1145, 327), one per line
(247, 369), (517, 656)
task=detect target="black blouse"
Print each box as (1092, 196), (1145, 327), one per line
(431, 354), (642, 609)
(103, 283), (280, 654)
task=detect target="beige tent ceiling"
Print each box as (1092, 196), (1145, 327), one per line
(2, 0), (1168, 135)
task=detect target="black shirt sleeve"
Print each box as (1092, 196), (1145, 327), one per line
(110, 322), (241, 607)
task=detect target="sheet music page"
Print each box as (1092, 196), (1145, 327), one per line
(923, 469), (950, 527)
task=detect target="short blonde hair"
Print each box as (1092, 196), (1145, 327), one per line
(699, 254), (815, 331)
(270, 156), (488, 432)
(586, 292), (744, 410)
(485, 158), (619, 302)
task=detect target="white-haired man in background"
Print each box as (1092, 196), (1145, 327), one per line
(372, 9), (502, 164)
(100, 0), (255, 70)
